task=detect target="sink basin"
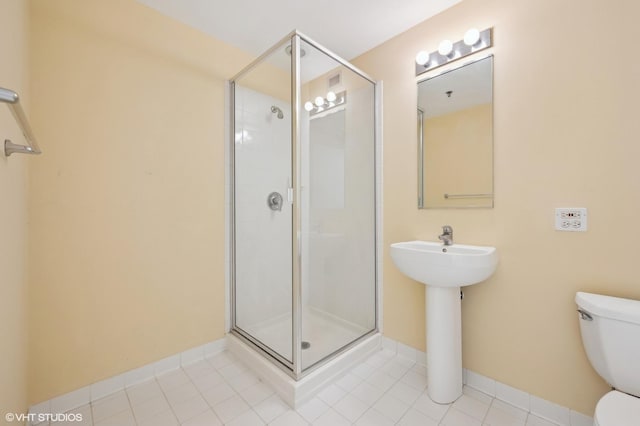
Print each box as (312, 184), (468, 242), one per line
(390, 240), (498, 287)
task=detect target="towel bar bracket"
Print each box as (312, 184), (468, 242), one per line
(1, 86), (42, 157)
(4, 139), (39, 156)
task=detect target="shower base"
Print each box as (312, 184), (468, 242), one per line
(243, 307), (370, 369)
(228, 332), (379, 408)
(229, 308), (379, 407)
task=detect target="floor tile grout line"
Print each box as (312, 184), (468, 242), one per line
(197, 354), (249, 423)
(204, 352), (278, 425)
(122, 382), (135, 426)
(343, 353), (416, 426)
(132, 357), (223, 426)
(157, 369), (198, 426)
(183, 359), (225, 422)
(126, 388), (136, 426)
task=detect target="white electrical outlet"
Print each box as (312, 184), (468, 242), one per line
(555, 208), (587, 232)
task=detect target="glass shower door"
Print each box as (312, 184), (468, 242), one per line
(231, 32), (377, 378)
(299, 39), (377, 371)
(232, 43), (294, 365)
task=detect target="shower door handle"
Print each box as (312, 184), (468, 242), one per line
(267, 192), (283, 211)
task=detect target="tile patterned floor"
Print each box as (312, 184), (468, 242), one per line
(40, 349), (562, 426)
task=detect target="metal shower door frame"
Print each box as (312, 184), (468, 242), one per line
(229, 30), (379, 380)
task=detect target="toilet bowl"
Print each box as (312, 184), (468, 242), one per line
(575, 292), (640, 426)
(592, 391), (639, 426)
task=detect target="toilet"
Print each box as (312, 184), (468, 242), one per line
(575, 292), (640, 426)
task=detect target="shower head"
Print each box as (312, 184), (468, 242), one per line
(271, 105), (284, 119)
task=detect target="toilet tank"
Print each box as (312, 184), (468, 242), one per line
(575, 292), (640, 397)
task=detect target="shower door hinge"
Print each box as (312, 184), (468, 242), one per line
(287, 187), (294, 203)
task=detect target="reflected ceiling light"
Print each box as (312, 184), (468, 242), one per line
(464, 28), (481, 46)
(415, 51), (430, 66)
(415, 27), (493, 76)
(438, 40), (453, 56)
(304, 90), (347, 116)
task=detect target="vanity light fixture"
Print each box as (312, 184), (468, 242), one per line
(304, 90), (347, 116)
(415, 51), (430, 66)
(415, 27), (492, 76)
(464, 28), (481, 46)
(438, 40), (454, 57)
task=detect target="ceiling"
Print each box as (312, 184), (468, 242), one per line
(136, 0), (462, 60)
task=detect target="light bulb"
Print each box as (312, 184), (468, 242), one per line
(326, 91), (337, 102)
(464, 28), (480, 46)
(415, 51), (430, 66)
(315, 96), (324, 107)
(438, 39), (453, 56)
(304, 101), (314, 112)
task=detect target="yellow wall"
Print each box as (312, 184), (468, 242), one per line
(423, 103), (492, 208)
(0, 0), (29, 420)
(354, 0), (640, 416)
(27, 0), (252, 405)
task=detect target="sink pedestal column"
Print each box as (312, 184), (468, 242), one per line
(426, 285), (462, 404)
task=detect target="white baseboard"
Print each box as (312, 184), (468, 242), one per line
(28, 338), (227, 423)
(379, 336), (593, 426)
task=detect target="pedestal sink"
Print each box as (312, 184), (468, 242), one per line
(390, 241), (498, 404)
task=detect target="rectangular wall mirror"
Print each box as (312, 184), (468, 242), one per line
(417, 55), (494, 208)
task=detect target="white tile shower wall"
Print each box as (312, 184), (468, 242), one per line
(28, 338), (227, 420)
(233, 85), (292, 329)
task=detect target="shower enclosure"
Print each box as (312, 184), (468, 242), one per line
(229, 31), (378, 379)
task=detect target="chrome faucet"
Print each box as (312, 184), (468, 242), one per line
(438, 225), (453, 246)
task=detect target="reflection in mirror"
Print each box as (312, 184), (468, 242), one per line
(417, 55), (493, 208)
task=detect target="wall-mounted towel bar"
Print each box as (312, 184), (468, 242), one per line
(1, 87), (41, 156)
(444, 193), (493, 199)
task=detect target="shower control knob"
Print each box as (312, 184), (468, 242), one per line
(267, 192), (284, 211)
